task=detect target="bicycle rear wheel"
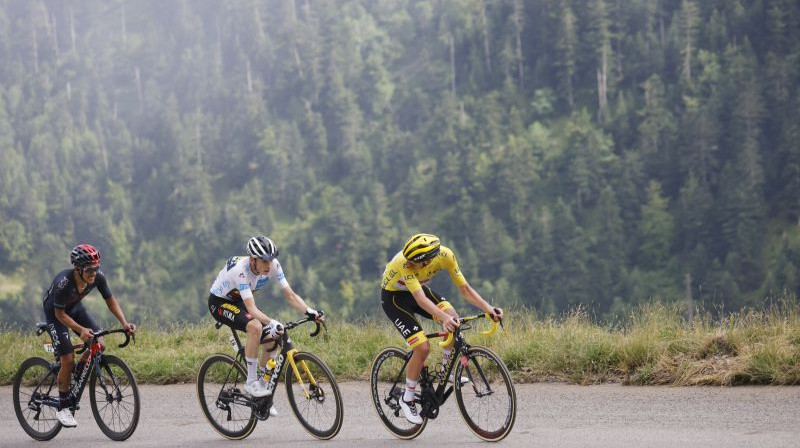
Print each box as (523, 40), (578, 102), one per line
(90, 354), (140, 441)
(285, 351), (343, 439)
(13, 357), (62, 441)
(369, 347), (427, 439)
(454, 346), (516, 441)
(196, 353), (257, 440)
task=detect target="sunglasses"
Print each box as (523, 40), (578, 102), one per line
(82, 266), (100, 274)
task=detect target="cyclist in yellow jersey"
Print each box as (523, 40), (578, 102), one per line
(381, 233), (503, 424)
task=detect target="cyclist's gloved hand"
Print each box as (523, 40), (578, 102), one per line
(267, 320), (284, 339)
(306, 308), (325, 322)
(124, 322), (137, 335)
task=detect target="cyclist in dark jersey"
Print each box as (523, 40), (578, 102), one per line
(42, 244), (136, 428)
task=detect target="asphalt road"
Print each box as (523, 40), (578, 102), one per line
(2, 382), (799, 447)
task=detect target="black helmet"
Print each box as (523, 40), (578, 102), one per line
(246, 236), (279, 261)
(70, 244), (101, 267)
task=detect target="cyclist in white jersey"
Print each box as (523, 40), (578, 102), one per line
(208, 236), (324, 399)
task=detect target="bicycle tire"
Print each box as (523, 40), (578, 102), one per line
(90, 354), (141, 441)
(13, 357), (62, 441)
(284, 351), (344, 439)
(196, 353), (257, 440)
(369, 347), (427, 439)
(454, 346), (516, 441)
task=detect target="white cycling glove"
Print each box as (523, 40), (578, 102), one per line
(266, 320), (284, 339)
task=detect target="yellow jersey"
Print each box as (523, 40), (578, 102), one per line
(381, 246), (467, 293)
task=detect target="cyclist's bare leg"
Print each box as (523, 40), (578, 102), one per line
(259, 340), (278, 369)
(245, 319), (262, 359)
(439, 308), (458, 371)
(57, 352), (75, 393)
(406, 340), (429, 382)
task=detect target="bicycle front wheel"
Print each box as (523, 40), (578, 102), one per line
(196, 353), (257, 440)
(13, 357), (62, 441)
(285, 351), (343, 439)
(454, 346), (516, 441)
(369, 347), (426, 440)
(90, 354), (141, 441)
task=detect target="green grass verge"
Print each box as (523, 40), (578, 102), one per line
(2, 302), (798, 386)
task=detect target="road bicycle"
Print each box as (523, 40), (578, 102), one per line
(370, 312), (516, 442)
(13, 324), (140, 441)
(197, 313), (343, 440)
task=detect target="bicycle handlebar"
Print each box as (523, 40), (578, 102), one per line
(437, 312), (502, 347)
(214, 310), (327, 339)
(75, 328), (135, 354)
(284, 310), (327, 337)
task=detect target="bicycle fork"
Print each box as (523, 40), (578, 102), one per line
(284, 349), (324, 401)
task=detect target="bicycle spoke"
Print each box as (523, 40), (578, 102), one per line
(13, 357), (62, 441)
(197, 354), (257, 440)
(285, 352), (343, 440)
(455, 347), (516, 441)
(370, 348), (427, 440)
(90, 355), (140, 441)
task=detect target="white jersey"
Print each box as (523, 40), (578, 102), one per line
(209, 256), (289, 301)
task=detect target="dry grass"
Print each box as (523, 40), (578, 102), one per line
(1, 299), (798, 386)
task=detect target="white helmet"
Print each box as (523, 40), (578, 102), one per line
(246, 236), (279, 261)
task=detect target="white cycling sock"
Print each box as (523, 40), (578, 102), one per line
(246, 357), (258, 383)
(404, 379), (418, 402)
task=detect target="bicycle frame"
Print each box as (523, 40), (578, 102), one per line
(216, 316), (325, 418)
(388, 313), (500, 419)
(31, 327), (133, 413)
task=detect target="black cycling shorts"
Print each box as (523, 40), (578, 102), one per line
(43, 302), (100, 357)
(208, 294), (256, 332)
(381, 286), (453, 349)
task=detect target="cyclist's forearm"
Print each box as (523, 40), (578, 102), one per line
(55, 308), (84, 334)
(282, 286), (309, 314)
(412, 289), (450, 322)
(105, 296), (130, 327)
(242, 298), (272, 323)
(458, 284), (494, 313)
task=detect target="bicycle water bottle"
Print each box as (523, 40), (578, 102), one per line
(261, 358), (276, 381)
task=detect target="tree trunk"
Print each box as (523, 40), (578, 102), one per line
(514, 0), (524, 90)
(479, 0), (491, 75)
(449, 32), (456, 96)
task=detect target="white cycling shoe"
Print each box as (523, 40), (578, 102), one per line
(447, 373), (471, 385)
(56, 408), (77, 428)
(245, 380), (273, 398)
(399, 399), (423, 425)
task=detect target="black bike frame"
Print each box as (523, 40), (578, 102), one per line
(387, 318), (500, 418)
(33, 328), (132, 413)
(217, 316), (323, 413)
(387, 328), (470, 413)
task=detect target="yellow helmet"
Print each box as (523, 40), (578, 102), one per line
(403, 233), (441, 263)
